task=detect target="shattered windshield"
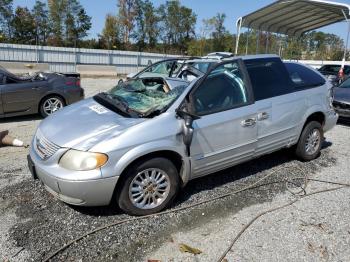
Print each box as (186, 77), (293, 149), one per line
(104, 78), (187, 117)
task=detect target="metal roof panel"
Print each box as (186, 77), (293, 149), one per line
(239, 0), (350, 36)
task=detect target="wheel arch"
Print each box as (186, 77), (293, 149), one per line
(303, 111), (326, 129)
(37, 93), (67, 113)
(112, 147), (190, 204)
(117, 149), (186, 181)
(296, 109), (326, 143)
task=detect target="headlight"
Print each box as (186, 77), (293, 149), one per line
(59, 149), (108, 171)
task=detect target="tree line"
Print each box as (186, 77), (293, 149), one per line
(0, 0), (345, 60)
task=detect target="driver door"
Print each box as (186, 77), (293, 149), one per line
(189, 60), (258, 177)
(2, 76), (42, 114)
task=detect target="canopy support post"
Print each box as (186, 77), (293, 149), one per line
(245, 29), (250, 55)
(342, 9), (350, 69)
(235, 17), (243, 55)
(256, 30), (260, 54)
(265, 32), (270, 54)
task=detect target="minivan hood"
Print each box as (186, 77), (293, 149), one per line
(39, 98), (146, 150)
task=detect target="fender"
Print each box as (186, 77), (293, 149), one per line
(109, 139), (191, 185)
(297, 104), (326, 136)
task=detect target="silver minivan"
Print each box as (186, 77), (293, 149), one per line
(28, 55), (338, 215)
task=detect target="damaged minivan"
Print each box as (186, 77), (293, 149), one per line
(28, 55), (338, 215)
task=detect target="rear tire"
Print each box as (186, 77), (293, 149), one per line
(39, 96), (65, 118)
(295, 121), (323, 161)
(117, 157), (180, 216)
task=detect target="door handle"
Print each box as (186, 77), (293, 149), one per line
(257, 112), (269, 121)
(241, 118), (256, 127)
(32, 87), (41, 90)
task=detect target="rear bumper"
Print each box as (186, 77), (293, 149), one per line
(65, 87), (85, 105)
(28, 152), (118, 206)
(324, 110), (339, 133)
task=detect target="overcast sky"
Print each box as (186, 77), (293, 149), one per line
(12, 0), (350, 41)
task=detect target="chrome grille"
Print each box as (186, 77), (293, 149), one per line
(34, 129), (60, 160)
(333, 101), (350, 110)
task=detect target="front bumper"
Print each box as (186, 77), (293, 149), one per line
(334, 108), (350, 118)
(333, 101), (350, 118)
(28, 149), (119, 206)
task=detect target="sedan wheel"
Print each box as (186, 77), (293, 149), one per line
(40, 96), (65, 117)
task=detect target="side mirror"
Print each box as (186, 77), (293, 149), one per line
(176, 108), (200, 156)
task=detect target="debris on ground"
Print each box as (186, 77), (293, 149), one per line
(0, 130), (27, 147)
(179, 243), (203, 255)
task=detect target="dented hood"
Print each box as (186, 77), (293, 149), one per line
(38, 98), (146, 151)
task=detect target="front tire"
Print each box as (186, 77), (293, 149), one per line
(117, 158), (180, 216)
(39, 96), (65, 118)
(295, 121), (323, 161)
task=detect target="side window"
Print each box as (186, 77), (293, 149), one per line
(244, 58), (293, 101)
(192, 61), (249, 116)
(5, 77), (18, 84)
(285, 63), (326, 88)
(146, 61), (174, 75)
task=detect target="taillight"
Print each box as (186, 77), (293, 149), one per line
(66, 80), (80, 87)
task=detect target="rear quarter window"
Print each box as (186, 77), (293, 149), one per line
(285, 63), (326, 89)
(244, 58), (294, 101)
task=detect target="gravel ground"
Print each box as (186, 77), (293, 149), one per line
(0, 78), (349, 261)
(150, 124), (350, 262)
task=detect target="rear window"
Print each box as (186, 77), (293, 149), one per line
(318, 65), (350, 74)
(319, 65), (341, 73)
(244, 58), (293, 101)
(285, 63), (326, 88)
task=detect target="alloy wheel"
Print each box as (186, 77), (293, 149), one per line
(43, 97), (64, 115)
(128, 168), (171, 210)
(305, 128), (321, 155)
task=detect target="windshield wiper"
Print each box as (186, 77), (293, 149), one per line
(105, 93), (129, 108)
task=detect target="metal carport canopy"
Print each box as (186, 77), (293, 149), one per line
(235, 0), (350, 63)
(237, 0), (350, 36)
